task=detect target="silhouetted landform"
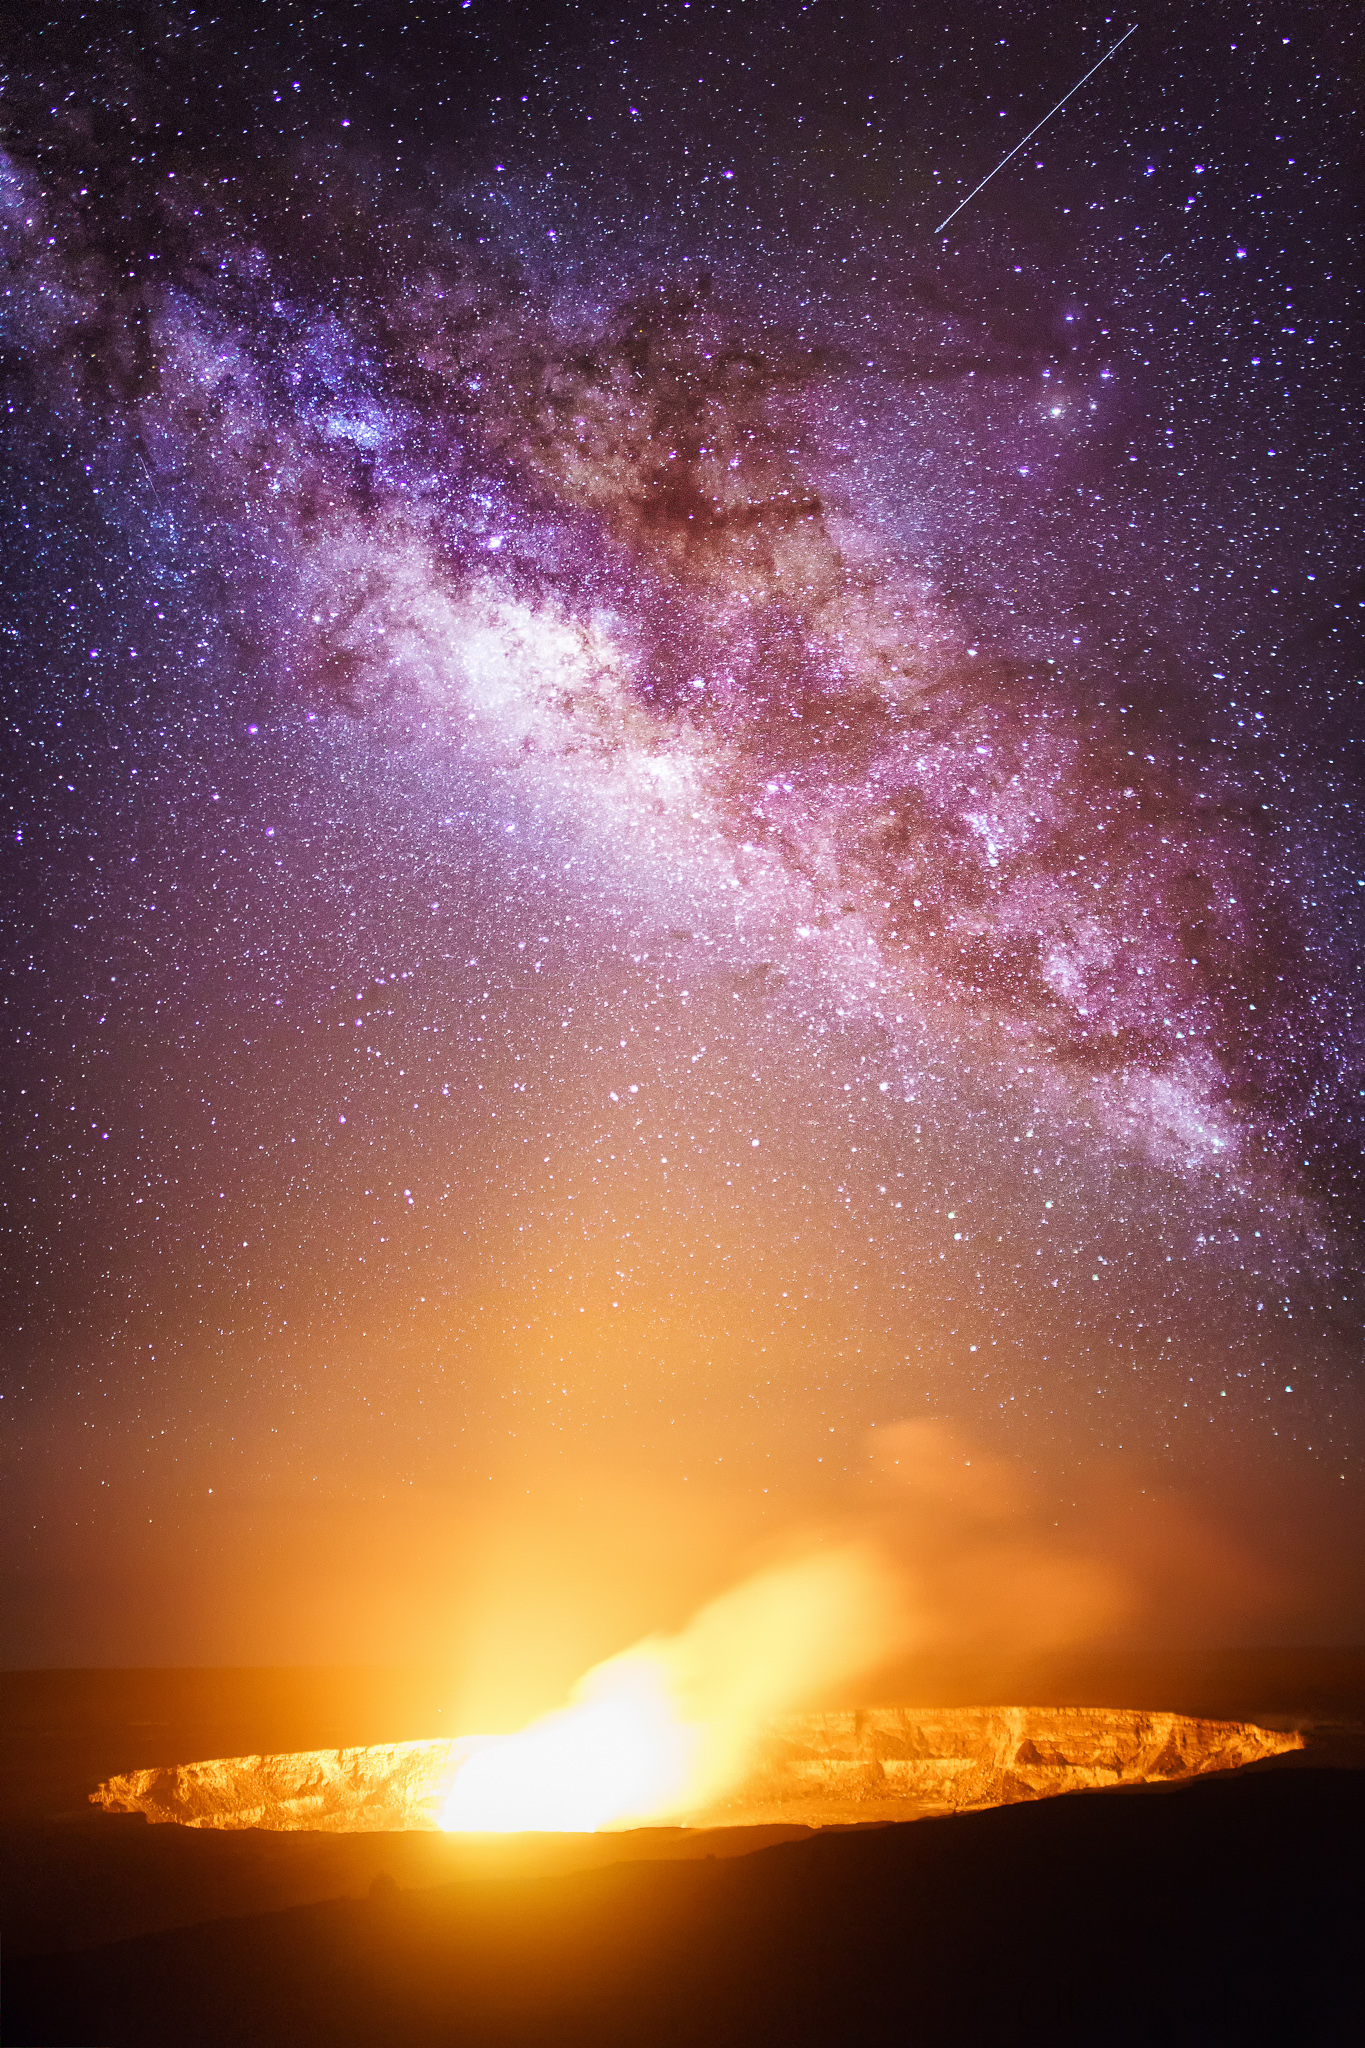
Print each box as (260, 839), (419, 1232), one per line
(9, 1769), (1361, 2046)
(3, 1659), (1361, 1965)
(6, 1647), (1361, 1830)
(2, 1815), (815, 1965)
(89, 1706), (1303, 1832)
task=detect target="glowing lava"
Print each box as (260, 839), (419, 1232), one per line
(441, 1547), (894, 1833)
(440, 1652), (692, 1833)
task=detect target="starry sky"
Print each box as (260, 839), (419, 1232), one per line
(1, 1), (1361, 1694)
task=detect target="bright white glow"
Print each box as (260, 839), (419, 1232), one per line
(441, 1655), (692, 1833)
(440, 1547), (896, 1833)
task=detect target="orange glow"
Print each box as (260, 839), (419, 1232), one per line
(441, 1545), (896, 1832)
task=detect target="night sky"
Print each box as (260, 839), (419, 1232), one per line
(1, 1), (1360, 1698)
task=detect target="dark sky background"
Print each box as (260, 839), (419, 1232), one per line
(1, 1), (1360, 1710)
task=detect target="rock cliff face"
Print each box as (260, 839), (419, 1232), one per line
(91, 1706), (1302, 1834)
(92, 1738), (474, 1833)
(709, 1706), (1303, 1827)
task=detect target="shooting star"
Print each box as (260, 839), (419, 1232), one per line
(934, 23), (1138, 236)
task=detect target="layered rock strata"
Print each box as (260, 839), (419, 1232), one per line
(711, 1706), (1303, 1827)
(92, 1737), (476, 1833)
(91, 1706), (1302, 1834)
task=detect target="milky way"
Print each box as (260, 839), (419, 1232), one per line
(1, 2), (1360, 1672)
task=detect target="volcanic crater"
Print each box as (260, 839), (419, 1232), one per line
(92, 1705), (1302, 1835)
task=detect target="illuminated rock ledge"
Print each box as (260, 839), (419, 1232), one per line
(92, 1738), (477, 1833)
(90, 1708), (1302, 1834)
(709, 1706), (1304, 1827)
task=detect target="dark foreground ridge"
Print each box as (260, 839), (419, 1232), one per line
(7, 1769), (1361, 2047)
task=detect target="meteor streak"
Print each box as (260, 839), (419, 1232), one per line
(934, 22), (1139, 236)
